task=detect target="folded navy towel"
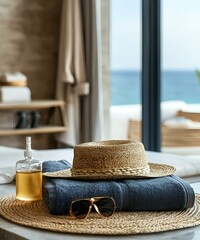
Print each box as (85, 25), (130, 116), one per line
(42, 160), (195, 215)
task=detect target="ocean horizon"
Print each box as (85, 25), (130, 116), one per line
(111, 70), (200, 105)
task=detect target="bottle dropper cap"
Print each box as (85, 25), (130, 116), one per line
(24, 136), (33, 158)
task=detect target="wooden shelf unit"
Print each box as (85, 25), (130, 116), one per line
(0, 100), (67, 136)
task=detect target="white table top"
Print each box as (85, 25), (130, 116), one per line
(1, 146), (200, 239)
(1, 183), (200, 240)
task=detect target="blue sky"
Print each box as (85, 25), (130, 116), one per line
(111, 0), (200, 71)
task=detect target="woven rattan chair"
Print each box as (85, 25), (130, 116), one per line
(128, 110), (200, 147)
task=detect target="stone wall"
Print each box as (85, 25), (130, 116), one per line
(0, 0), (62, 149)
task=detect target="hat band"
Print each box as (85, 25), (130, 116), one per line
(72, 165), (150, 176)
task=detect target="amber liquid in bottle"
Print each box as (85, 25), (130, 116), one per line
(16, 170), (42, 201)
(16, 136), (42, 201)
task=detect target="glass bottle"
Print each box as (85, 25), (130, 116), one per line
(16, 136), (42, 201)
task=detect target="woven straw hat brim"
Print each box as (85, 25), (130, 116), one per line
(43, 163), (176, 179)
(0, 194), (200, 235)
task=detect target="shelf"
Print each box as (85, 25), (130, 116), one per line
(0, 100), (68, 138)
(0, 100), (65, 110)
(0, 126), (67, 136)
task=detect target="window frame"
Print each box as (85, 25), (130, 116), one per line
(142, 0), (161, 151)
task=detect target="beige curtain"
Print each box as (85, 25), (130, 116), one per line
(56, 0), (103, 146)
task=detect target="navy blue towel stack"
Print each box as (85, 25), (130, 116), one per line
(42, 160), (195, 215)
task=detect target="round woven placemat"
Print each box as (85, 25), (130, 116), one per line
(0, 195), (200, 235)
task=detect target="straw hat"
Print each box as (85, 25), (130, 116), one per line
(0, 194), (200, 235)
(43, 140), (175, 179)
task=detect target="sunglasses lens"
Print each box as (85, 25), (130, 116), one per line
(71, 200), (90, 219)
(95, 198), (115, 217)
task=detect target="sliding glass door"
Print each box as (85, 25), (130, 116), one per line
(109, 0), (142, 142)
(161, 0), (200, 155)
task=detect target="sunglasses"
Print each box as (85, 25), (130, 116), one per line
(70, 196), (116, 219)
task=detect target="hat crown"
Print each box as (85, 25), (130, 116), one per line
(72, 140), (149, 176)
(43, 140), (175, 179)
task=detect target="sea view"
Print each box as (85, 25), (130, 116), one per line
(111, 70), (200, 105)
